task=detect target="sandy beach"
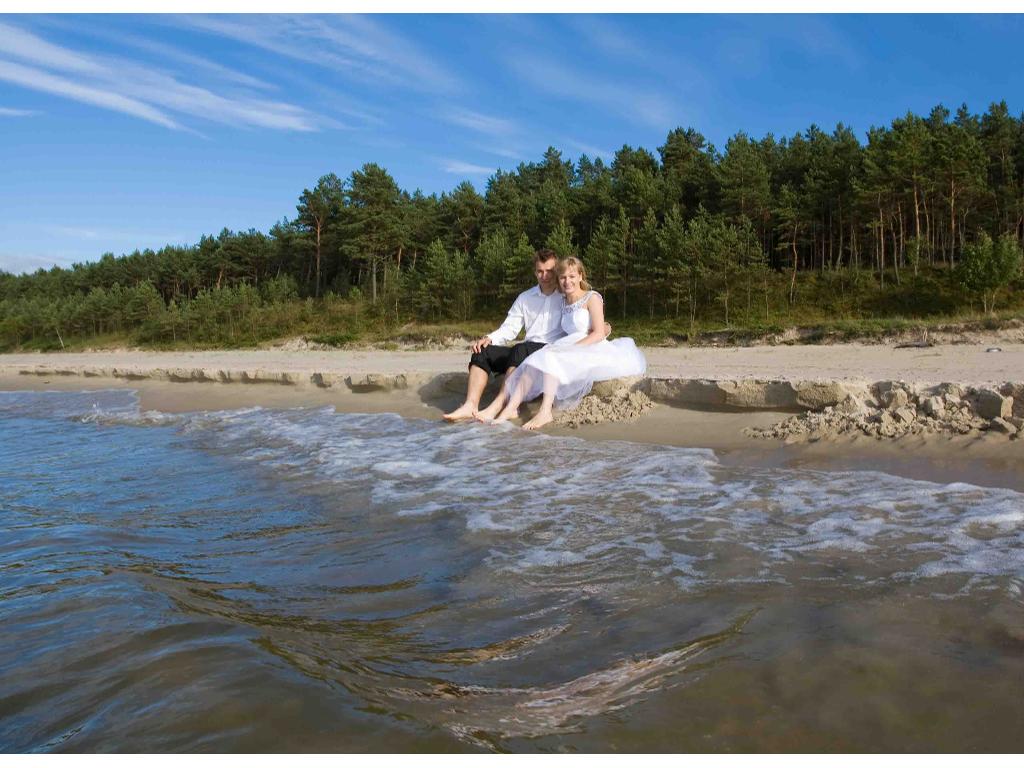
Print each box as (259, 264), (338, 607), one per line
(2, 342), (1023, 384)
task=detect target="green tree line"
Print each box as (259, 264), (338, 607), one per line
(2, 100), (1023, 349)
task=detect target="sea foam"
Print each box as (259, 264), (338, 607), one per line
(4, 388), (1023, 596)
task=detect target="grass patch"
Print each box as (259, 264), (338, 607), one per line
(307, 331), (360, 348)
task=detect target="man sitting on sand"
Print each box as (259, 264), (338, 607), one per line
(442, 248), (566, 422)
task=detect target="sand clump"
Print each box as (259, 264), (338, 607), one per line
(746, 381), (1023, 442)
(554, 377), (654, 428)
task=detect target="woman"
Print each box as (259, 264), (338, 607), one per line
(484, 256), (646, 430)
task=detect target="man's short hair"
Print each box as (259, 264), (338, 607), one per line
(533, 248), (557, 265)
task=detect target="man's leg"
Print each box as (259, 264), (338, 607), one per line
(442, 367), (490, 421)
(473, 368), (513, 421)
(474, 341), (546, 421)
(443, 345), (513, 421)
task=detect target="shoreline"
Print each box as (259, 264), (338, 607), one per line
(3, 345), (1023, 491)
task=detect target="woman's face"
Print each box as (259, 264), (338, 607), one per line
(558, 266), (582, 295)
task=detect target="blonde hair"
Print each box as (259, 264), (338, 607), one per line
(555, 256), (592, 292)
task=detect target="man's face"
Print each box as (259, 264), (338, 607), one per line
(535, 258), (558, 292)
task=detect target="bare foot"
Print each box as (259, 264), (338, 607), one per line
(473, 399), (505, 423)
(491, 404), (518, 424)
(522, 410), (554, 431)
(442, 402), (478, 422)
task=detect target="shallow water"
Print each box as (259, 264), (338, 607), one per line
(1, 389), (1022, 752)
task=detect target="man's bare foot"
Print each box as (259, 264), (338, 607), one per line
(522, 410), (554, 431)
(473, 399), (505, 422)
(442, 402), (477, 422)
(491, 405), (518, 424)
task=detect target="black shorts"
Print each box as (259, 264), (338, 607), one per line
(469, 341), (546, 376)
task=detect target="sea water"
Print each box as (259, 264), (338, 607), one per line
(1, 389), (1022, 752)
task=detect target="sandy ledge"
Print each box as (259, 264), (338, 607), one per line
(2, 343), (1024, 383)
(2, 344), (1022, 491)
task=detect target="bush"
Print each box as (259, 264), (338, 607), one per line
(955, 233), (1023, 313)
(261, 274), (299, 304)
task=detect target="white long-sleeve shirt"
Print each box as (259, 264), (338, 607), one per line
(486, 286), (565, 345)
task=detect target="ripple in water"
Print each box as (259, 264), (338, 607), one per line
(1, 389), (1022, 752)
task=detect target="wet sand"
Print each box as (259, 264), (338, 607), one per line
(3, 370), (1022, 492)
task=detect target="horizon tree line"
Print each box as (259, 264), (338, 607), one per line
(2, 99), (1022, 348)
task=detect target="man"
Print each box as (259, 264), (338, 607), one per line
(442, 249), (565, 422)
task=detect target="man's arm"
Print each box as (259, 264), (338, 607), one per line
(473, 295), (526, 352)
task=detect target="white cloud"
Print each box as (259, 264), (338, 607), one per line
(789, 16), (863, 71)
(568, 15), (708, 89)
(61, 20), (278, 92)
(474, 144), (525, 161)
(319, 15), (461, 94)
(508, 54), (677, 130)
(564, 138), (615, 160)
(0, 20), (327, 132)
(716, 17), (863, 75)
(568, 16), (647, 61)
(0, 58), (181, 129)
(0, 225), (196, 274)
(48, 225), (188, 243)
(441, 159), (496, 176)
(0, 20), (107, 77)
(111, 64), (323, 132)
(178, 14), (461, 95)
(442, 107), (518, 137)
(0, 106), (39, 117)
(0, 251), (83, 275)
(176, 15), (372, 79)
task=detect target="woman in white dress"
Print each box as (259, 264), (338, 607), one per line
(489, 256), (647, 430)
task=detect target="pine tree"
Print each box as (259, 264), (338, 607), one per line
(544, 219), (577, 258)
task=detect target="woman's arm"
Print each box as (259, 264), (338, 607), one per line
(576, 294), (607, 346)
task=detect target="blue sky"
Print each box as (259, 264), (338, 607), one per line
(1, 13), (1022, 274)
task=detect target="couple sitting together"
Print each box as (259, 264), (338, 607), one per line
(443, 248), (647, 430)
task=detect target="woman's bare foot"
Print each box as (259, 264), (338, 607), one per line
(491, 404), (519, 424)
(473, 398), (505, 422)
(442, 402), (477, 422)
(522, 410), (554, 431)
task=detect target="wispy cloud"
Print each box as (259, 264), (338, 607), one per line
(0, 106), (39, 117)
(440, 159), (496, 176)
(178, 14), (461, 95)
(325, 15), (460, 94)
(39, 17), (278, 92)
(0, 58), (181, 129)
(0, 226), (195, 275)
(566, 16), (709, 93)
(508, 54), (677, 130)
(717, 17), (863, 75)
(787, 16), (863, 71)
(0, 250), (84, 274)
(0, 20), (328, 132)
(568, 16), (647, 62)
(49, 224), (188, 243)
(441, 107), (518, 137)
(0, 20), (107, 77)
(563, 138), (615, 160)
(473, 144), (524, 161)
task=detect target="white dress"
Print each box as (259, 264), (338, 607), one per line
(503, 290), (647, 410)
